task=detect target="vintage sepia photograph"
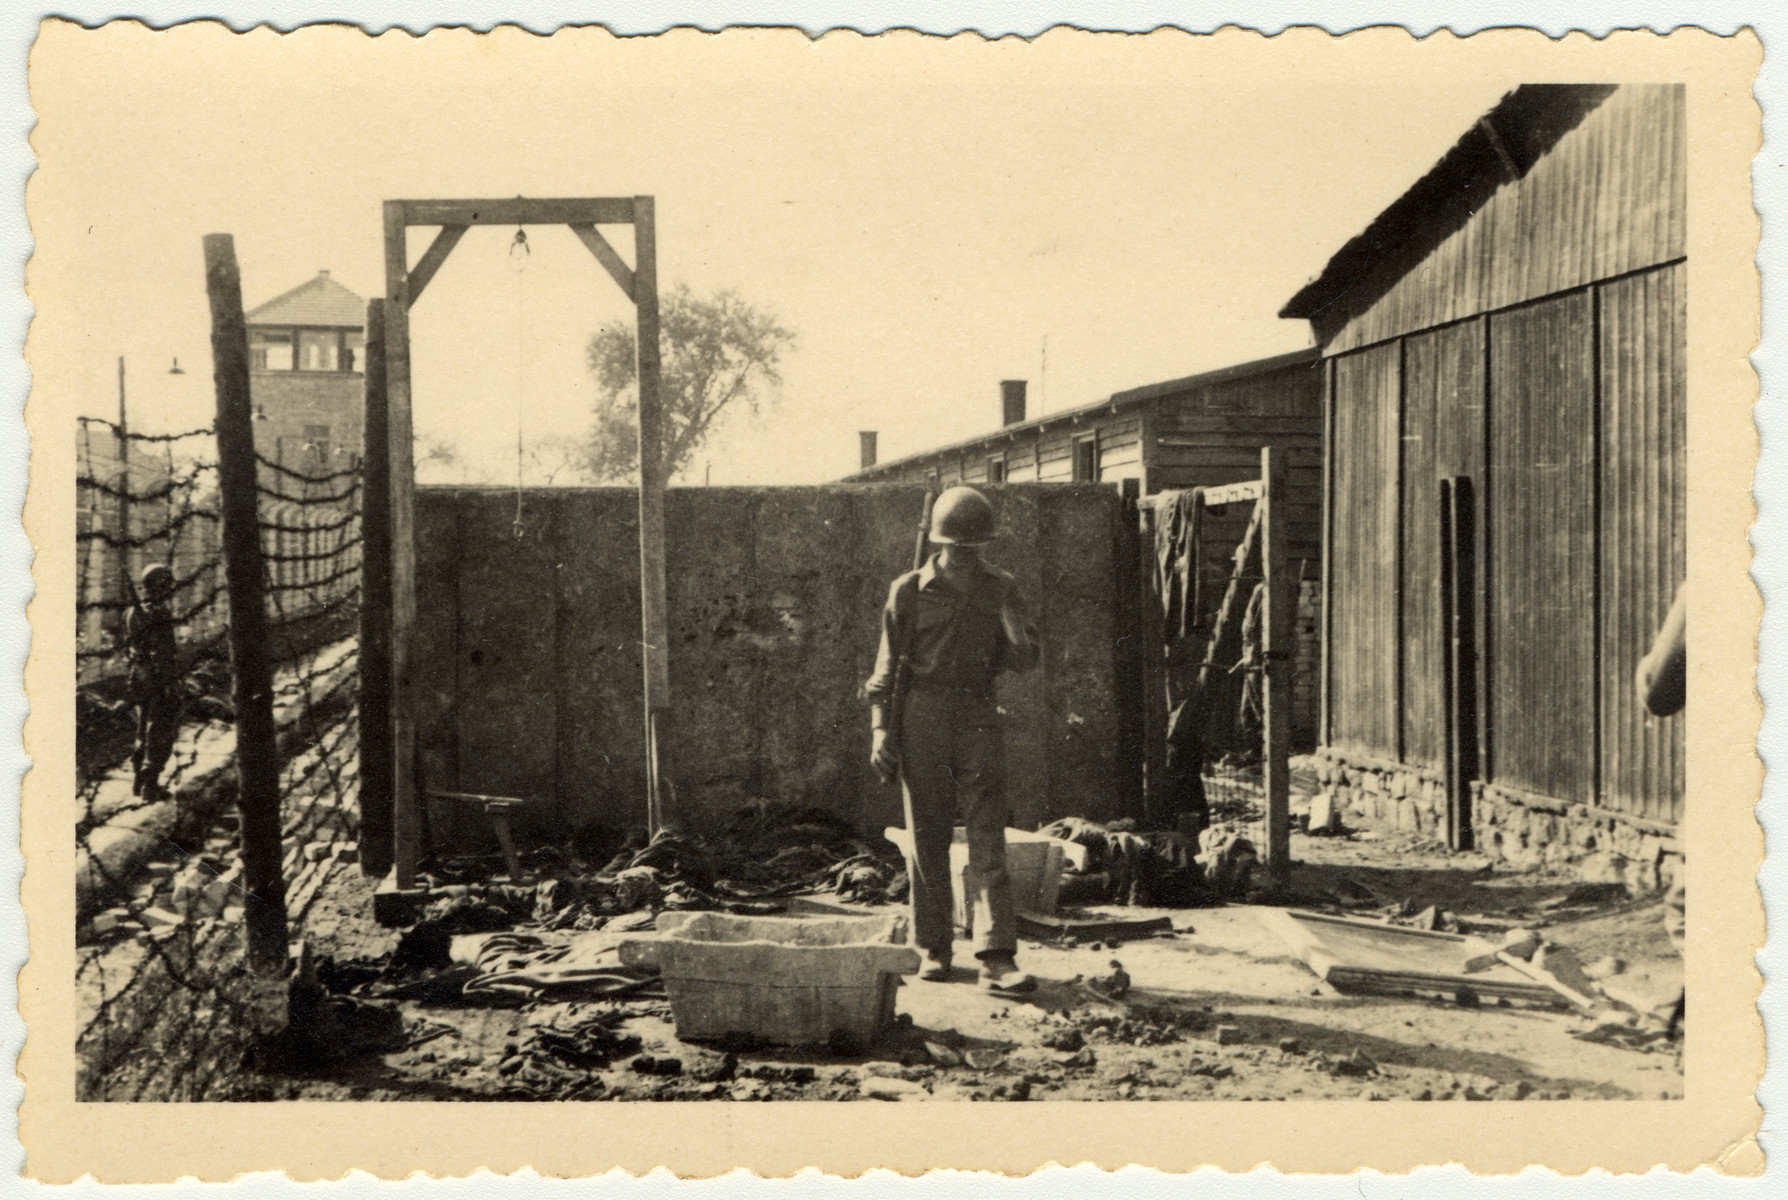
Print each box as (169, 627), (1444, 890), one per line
(20, 20), (1764, 1182)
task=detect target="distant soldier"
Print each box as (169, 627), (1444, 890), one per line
(127, 564), (181, 800)
(865, 486), (1041, 993)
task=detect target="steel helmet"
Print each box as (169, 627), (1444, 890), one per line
(139, 563), (174, 592)
(929, 486), (998, 546)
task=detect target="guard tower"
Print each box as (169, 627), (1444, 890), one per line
(246, 270), (367, 472)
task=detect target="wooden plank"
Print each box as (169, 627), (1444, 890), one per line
(383, 201), (422, 889)
(1261, 446), (1291, 876)
(1113, 478), (1148, 817)
(1598, 264), (1685, 823)
(357, 299), (394, 878)
(1155, 442), (1316, 461)
(1400, 322), (1487, 772)
(405, 223), (468, 305)
(633, 196), (674, 833)
(1139, 397), (1161, 494)
(569, 222), (635, 300)
(1259, 909), (1565, 1006)
(1328, 345), (1400, 759)
(1202, 479), (1262, 506)
(398, 196), (637, 227)
(1156, 429), (1323, 447)
(1016, 911), (1174, 941)
(1487, 292), (1597, 803)
(1321, 357), (1334, 747)
(1194, 501), (1262, 698)
(203, 233), (289, 973)
(1156, 412), (1325, 436)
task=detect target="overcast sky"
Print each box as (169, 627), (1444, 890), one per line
(31, 24), (1517, 485)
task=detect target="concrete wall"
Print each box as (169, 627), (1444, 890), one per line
(411, 483), (1137, 852)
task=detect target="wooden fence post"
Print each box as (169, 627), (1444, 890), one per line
(1261, 445), (1292, 878)
(358, 299), (394, 877)
(383, 202), (423, 889)
(114, 356), (132, 642)
(204, 233), (289, 974)
(633, 196), (676, 834)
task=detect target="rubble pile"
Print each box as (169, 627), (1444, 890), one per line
(279, 802), (911, 1076)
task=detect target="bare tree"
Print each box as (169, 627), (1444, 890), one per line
(522, 433), (597, 486)
(584, 284), (795, 482)
(414, 433), (486, 486)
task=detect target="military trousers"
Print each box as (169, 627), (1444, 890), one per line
(900, 685), (1015, 959)
(132, 687), (181, 792)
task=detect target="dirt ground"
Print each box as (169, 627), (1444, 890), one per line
(248, 824), (1684, 1103)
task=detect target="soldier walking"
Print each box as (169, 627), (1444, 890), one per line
(864, 486), (1040, 993)
(127, 563), (181, 800)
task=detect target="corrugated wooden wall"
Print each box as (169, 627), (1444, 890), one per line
(1326, 85), (1685, 355)
(1399, 319), (1487, 769)
(1486, 292), (1597, 804)
(1599, 263), (1686, 824)
(1327, 344), (1401, 759)
(1314, 84), (1686, 832)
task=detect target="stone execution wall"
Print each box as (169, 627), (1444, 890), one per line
(1312, 750), (1681, 894)
(411, 483), (1138, 853)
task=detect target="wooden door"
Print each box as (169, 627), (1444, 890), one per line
(1439, 476), (1480, 851)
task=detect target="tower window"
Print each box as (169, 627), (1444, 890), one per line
(251, 330), (292, 371)
(298, 330), (339, 371)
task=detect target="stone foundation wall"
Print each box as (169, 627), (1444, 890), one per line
(1472, 781), (1680, 894)
(1312, 751), (1446, 838)
(1312, 749), (1680, 893)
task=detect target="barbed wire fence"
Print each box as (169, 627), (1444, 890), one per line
(74, 356), (368, 1097)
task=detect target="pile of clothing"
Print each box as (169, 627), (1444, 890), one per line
(1040, 816), (1259, 908)
(313, 802), (912, 1010)
(526, 801), (907, 930)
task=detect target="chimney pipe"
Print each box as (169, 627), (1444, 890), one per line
(1001, 380), (1027, 427)
(859, 431), (878, 470)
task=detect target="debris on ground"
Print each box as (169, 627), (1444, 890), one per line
(217, 789), (1681, 1104)
(861, 1074), (927, 1100)
(1087, 959), (1131, 1000)
(1584, 955), (1627, 980)
(1263, 908), (1574, 1008)
(1329, 1048), (1377, 1077)
(1015, 910), (1174, 943)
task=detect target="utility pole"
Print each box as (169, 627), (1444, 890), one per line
(115, 356), (131, 639)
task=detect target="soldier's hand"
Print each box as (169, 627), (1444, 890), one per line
(871, 729), (900, 783)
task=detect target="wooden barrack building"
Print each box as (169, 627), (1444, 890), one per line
(1282, 84), (1686, 882)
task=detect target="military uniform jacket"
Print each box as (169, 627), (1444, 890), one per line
(863, 553), (1040, 706)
